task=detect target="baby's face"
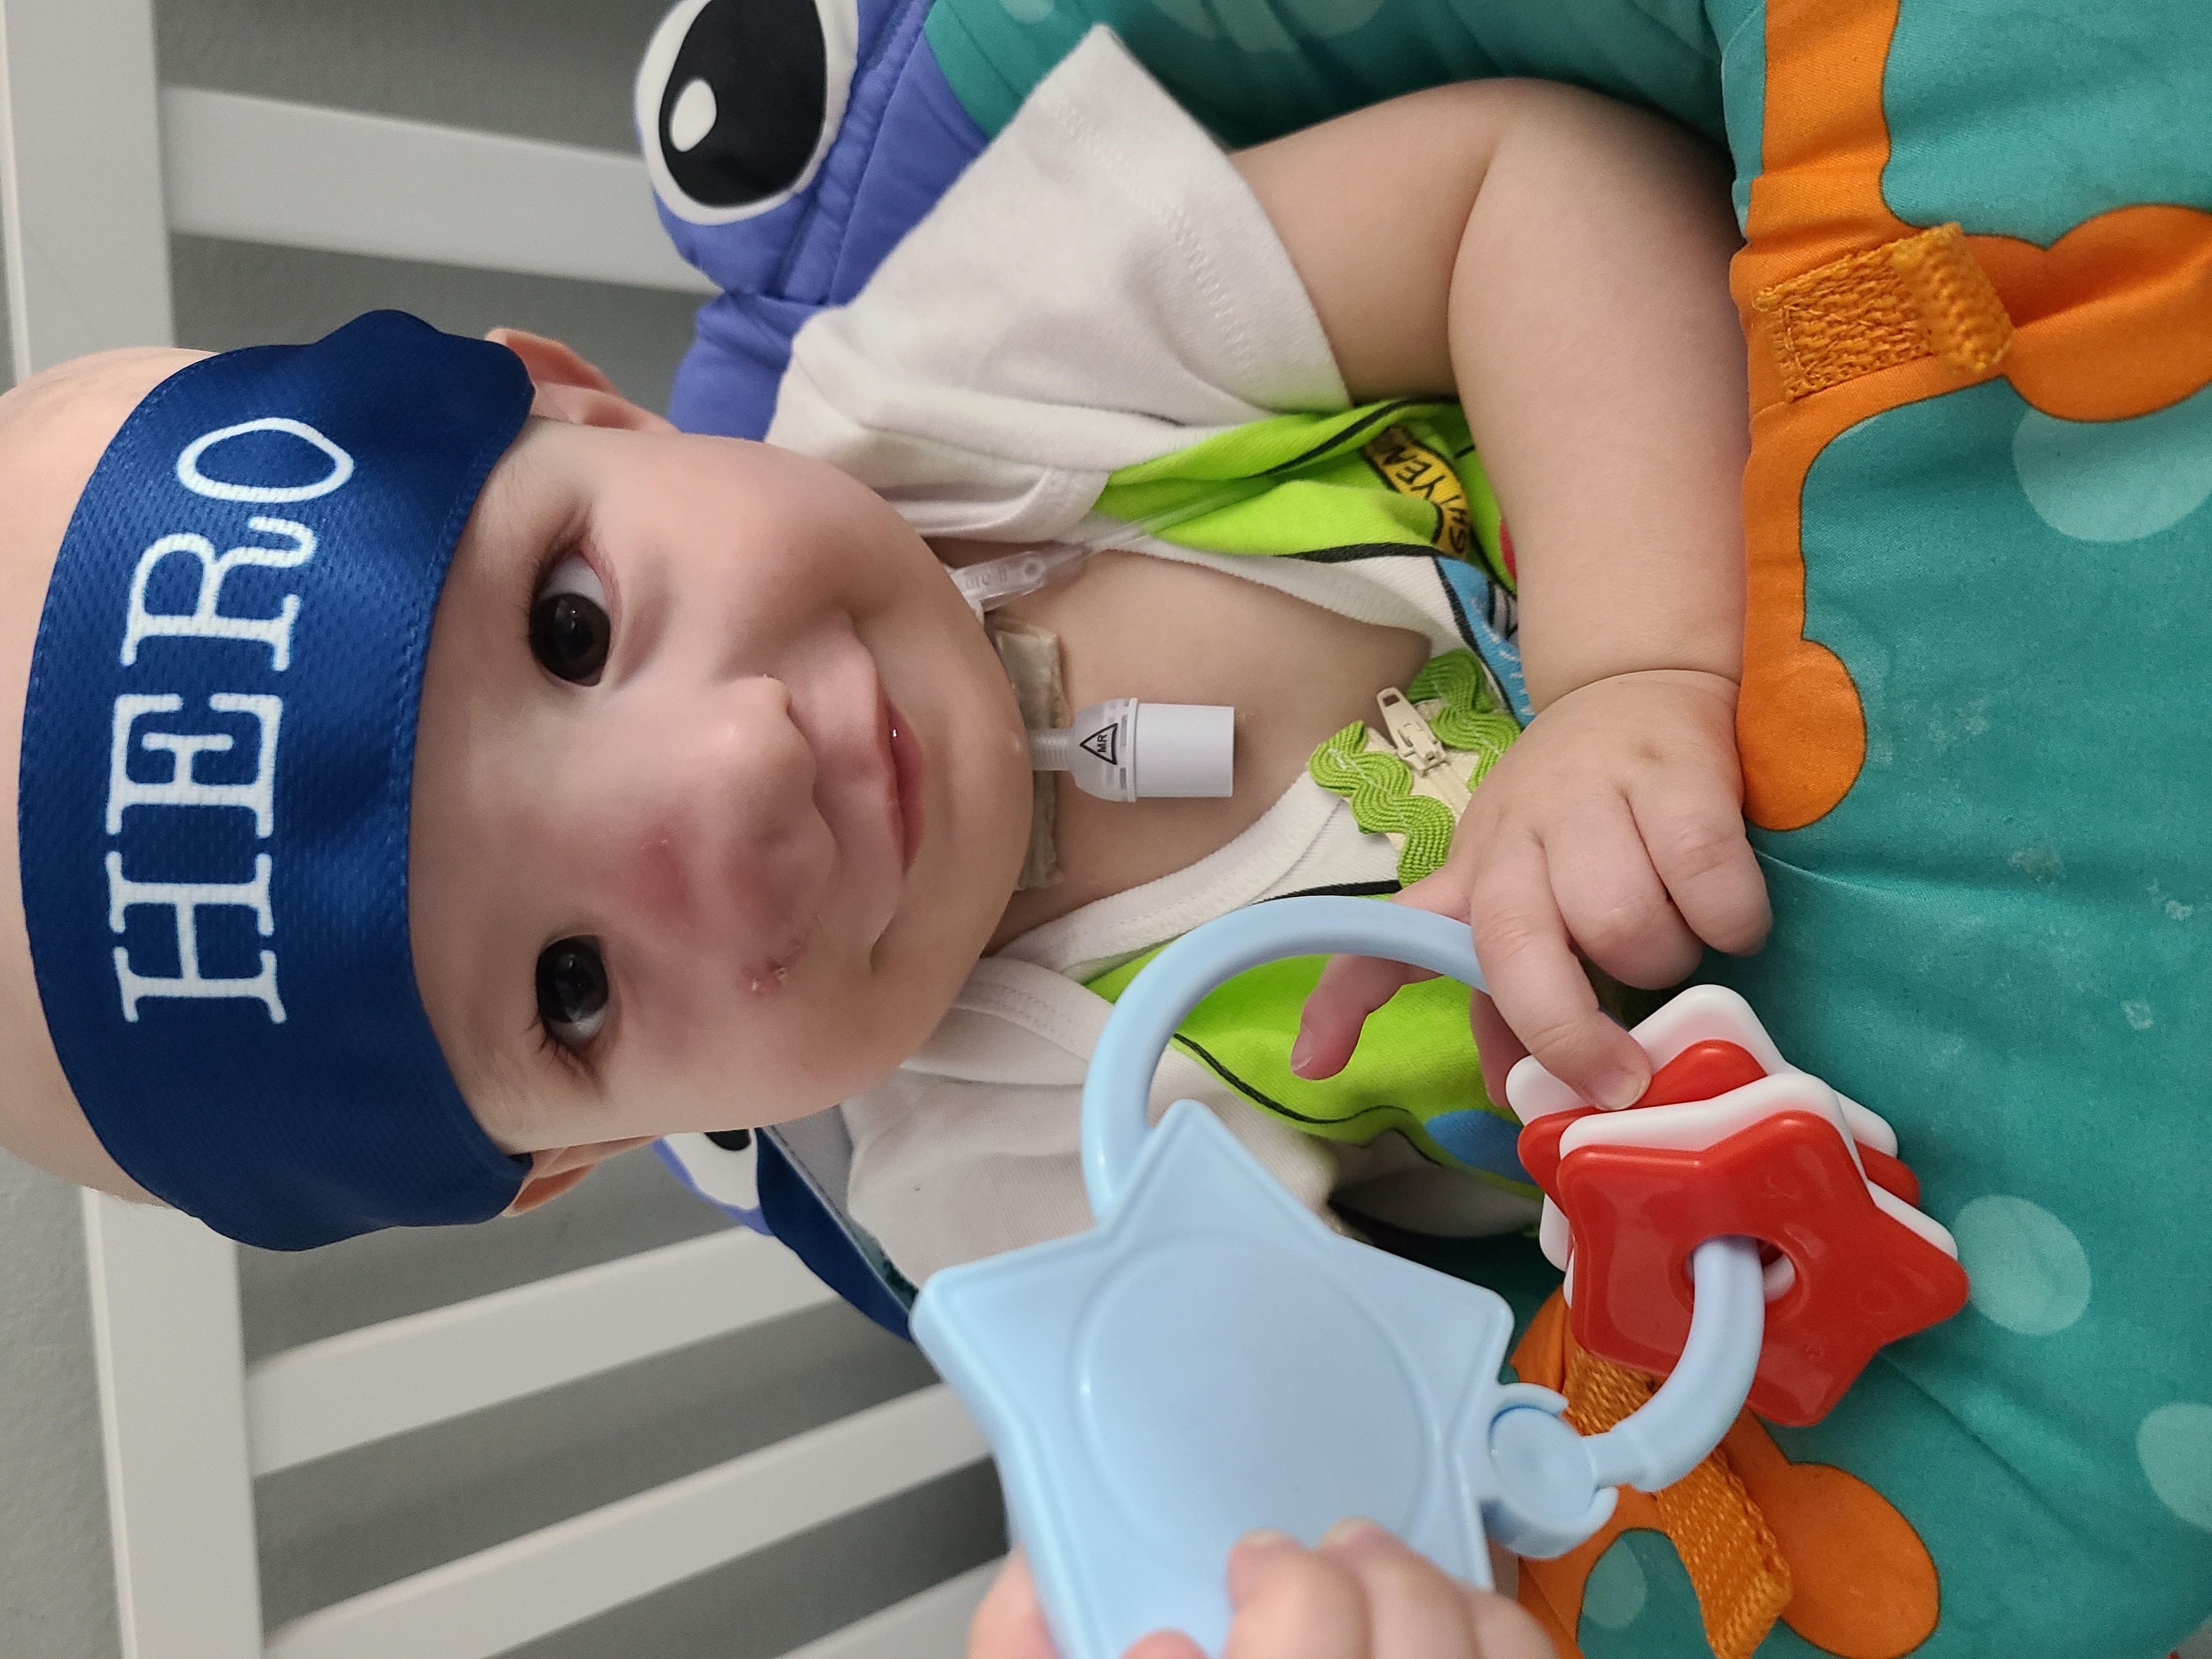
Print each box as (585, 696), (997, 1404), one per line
(407, 407), (1032, 1163)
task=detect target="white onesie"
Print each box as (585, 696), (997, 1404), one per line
(764, 28), (1538, 1285)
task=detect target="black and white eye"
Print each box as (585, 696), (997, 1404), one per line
(635, 0), (859, 225)
(530, 555), (611, 685)
(537, 937), (611, 1049)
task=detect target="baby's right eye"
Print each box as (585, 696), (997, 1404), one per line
(530, 555), (611, 684)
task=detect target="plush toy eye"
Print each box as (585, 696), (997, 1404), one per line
(636, 0), (859, 225)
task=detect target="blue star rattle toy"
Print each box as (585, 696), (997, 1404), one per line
(913, 896), (1767, 1658)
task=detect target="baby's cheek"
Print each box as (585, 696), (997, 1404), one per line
(806, 970), (945, 1103)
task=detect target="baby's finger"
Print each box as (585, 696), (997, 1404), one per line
(1470, 842), (1649, 1109)
(1628, 781), (1770, 956)
(1472, 993), (1528, 1111)
(1541, 792), (1705, 990)
(1223, 1536), (1368, 1659)
(1294, 952), (1434, 1080)
(1463, 1587), (1559, 1659)
(969, 1553), (1060, 1659)
(1123, 1634), (1207, 1659)
(1319, 1522), (1479, 1656)
(1290, 857), (1486, 1079)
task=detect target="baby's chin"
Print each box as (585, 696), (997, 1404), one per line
(910, 726), (1032, 953)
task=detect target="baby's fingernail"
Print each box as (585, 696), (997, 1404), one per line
(1322, 1517), (1383, 1548)
(1593, 1069), (1645, 1110)
(1228, 1531), (1301, 1606)
(1288, 1034), (1318, 1076)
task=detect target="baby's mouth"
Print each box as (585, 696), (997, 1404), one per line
(883, 691), (924, 874)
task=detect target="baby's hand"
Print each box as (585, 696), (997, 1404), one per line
(1294, 669), (1768, 1109)
(969, 1530), (1554, 1659)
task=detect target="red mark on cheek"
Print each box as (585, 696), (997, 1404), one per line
(741, 960), (795, 997)
(631, 832), (691, 931)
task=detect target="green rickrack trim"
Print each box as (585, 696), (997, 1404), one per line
(1309, 722), (1458, 883)
(1307, 650), (1521, 883)
(1408, 650), (1519, 766)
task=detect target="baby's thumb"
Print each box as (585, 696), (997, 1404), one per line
(1471, 993), (1530, 1110)
(1507, 1001), (1651, 1112)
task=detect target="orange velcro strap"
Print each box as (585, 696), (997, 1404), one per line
(1562, 1342), (1794, 1659)
(1753, 222), (2015, 400)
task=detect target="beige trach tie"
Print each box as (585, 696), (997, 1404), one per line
(987, 614), (1068, 890)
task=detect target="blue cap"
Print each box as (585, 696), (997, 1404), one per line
(19, 312), (535, 1249)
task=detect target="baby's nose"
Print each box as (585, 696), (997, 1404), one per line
(581, 678), (834, 964)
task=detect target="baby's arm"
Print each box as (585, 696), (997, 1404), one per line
(1239, 81), (1769, 1107)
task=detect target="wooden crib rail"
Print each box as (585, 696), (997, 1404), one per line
(84, 1191), (995, 1659)
(263, 1386), (987, 1659)
(158, 87), (714, 296)
(246, 1229), (834, 1478)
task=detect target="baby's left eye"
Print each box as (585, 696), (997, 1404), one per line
(536, 936), (610, 1048)
(531, 555), (610, 684)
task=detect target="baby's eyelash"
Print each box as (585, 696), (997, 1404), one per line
(531, 1013), (594, 1079)
(519, 524), (595, 625)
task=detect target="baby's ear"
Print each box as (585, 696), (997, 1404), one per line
(485, 328), (676, 435)
(503, 1136), (658, 1216)
(505, 1159), (597, 1215)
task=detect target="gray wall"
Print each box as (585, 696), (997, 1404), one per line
(0, 1160), (121, 1659)
(0, 4), (1002, 1656)
(155, 0), (702, 407)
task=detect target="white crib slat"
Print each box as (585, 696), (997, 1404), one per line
(264, 1384), (989, 1659)
(247, 1228), (836, 1476)
(82, 1193), (263, 1659)
(0, 0), (175, 374)
(775, 1560), (1003, 1659)
(159, 87), (716, 295)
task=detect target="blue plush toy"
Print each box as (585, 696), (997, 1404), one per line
(634, 0), (1728, 442)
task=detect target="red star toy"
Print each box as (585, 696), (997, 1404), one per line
(1509, 989), (1969, 1426)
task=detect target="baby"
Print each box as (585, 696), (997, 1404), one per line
(0, 36), (1761, 1267)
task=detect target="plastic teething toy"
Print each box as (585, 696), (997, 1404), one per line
(1507, 987), (1970, 1425)
(912, 897), (1768, 1659)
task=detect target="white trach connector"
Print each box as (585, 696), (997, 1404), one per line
(944, 475), (1280, 617)
(1030, 699), (1234, 802)
(951, 543), (1094, 616)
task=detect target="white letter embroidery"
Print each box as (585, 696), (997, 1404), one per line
(175, 418), (353, 504)
(106, 693), (283, 836)
(107, 851), (284, 1022)
(121, 517), (314, 669)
